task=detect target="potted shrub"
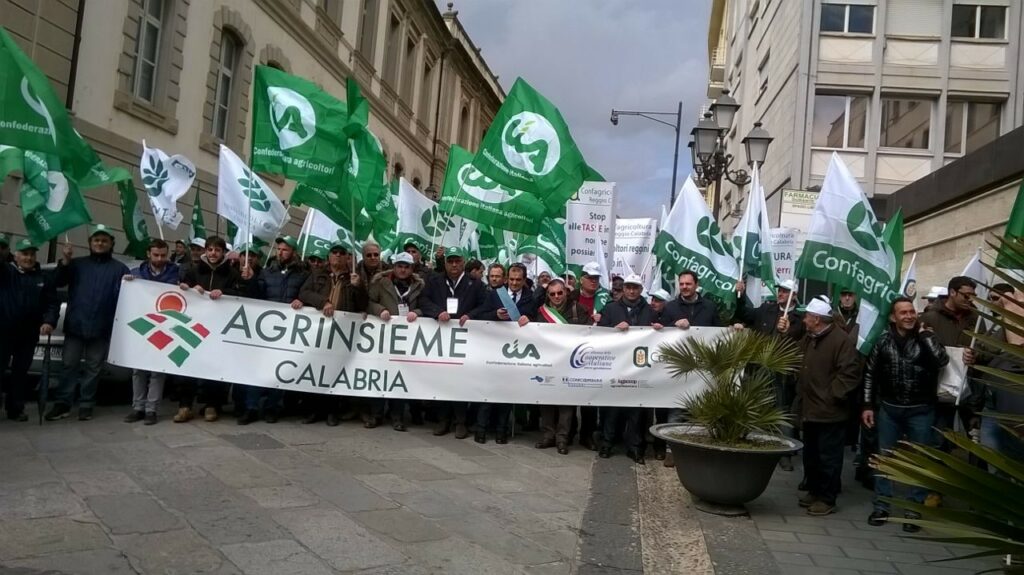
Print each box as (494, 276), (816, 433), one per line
(650, 329), (803, 512)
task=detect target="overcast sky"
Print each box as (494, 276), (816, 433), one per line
(444, 0), (711, 219)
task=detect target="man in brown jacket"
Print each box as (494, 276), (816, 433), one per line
(797, 295), (862, 517)
(298, 241), (369, 426)
(367, 252), (424, 431)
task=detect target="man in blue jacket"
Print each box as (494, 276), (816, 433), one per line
(238, 235), (308, 424)
(1, 239), (60, 421)
(46, 225), (130, 421)
(421, 246), (493, 438)
(122, 239), (180, 425)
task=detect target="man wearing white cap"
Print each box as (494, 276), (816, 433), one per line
(648, 289), (670, 320)
(597, 274), (663, 464)
(796, 295), (861, 516)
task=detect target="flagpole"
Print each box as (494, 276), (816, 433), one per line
(299, 207), (312, 260)
(154, 217), (165, 241)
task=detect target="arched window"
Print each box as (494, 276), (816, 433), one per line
(394, 162), (405, 180)
(213, 31), (240, 141)
(412, 177), (421, 189)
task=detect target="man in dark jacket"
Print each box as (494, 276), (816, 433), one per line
(176, 236), (242, 422)
(171, 240), (188, 264)
(862, 297), (948, 531)
(122, 239), (180, 425)
(835, 289), (860, 334)
(1, 239), (59, 421)
(45, 225), (129, 422)
(355, 241), (390, 287)
(403, 241), (433, 280)
(239, 235), (308, 424)
(476, 262), (534, 444)
(367, 252), (423, 431)
(421, 246), (492, 438)
(534, 278), (589, 454)
(0, 233), (11, 264)
(796, 295), (862, 516)
(597, 274), (664, 464)
(660, 270), (720, 328)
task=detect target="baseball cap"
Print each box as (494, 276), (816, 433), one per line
(275, 235), (299, 250)
(403, 240), (423, 252)
(563, 269), (577, 278)
(623, 274), (644, 287)
(329, 241), (350, 253)
(649, 288), (670, 302)
(444, 246), (464, 259)
(14, 238), (36, 252)
(89, 224), (115, 239)
(190, 237), (206, 248)
(777, 279), (798, 293)
(581, 262), (602, 277)
(392, 252), (414, 266)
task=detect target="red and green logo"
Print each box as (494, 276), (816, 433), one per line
(128, 292), (210, 367)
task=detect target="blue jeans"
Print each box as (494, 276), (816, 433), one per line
(981, 416), (1024, 464)
(873, 403), (935, 512)
(55, 335), (109, 408)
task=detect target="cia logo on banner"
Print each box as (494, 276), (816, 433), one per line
(501, 112), (560, 176)
(268, 87), (316, 150)
(502, 339), (541, 360)
(457, 164), (524, 204)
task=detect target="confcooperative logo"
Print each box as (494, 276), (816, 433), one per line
(569, 343), (615, 370)
(128, 292), (210, 367)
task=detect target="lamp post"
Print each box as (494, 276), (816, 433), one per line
(690, 89), (773, 220)
(610, 101), (683, 206)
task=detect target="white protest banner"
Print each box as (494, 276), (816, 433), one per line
(770, 227), (799, 282)
(109, 280), (722, 407)
(611, 217), (658, 286)
(566, 181), (616, 271)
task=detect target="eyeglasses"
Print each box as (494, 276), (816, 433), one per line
(547, 291), (565, 297)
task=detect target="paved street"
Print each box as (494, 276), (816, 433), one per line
(0, 406), (1002, 574)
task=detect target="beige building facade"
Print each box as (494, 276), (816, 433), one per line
(706, 0), (1024, 234)
(1, 0), (502, 250)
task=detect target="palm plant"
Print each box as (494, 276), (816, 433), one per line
(873, 234), (1024, 568)
(657, 329), (802, 446)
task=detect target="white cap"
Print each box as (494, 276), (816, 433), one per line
(563, 269), (577, 278)
(649, 288), (671, 302)
(392, 252), (414, 265)
(581, 262), (602, 277)
(190, 237), (206, 248)
(777, 279), (798, 293)
(804, 295), (832, 317)
(623, 273), (644, 287)
(924, 286), (947, 299)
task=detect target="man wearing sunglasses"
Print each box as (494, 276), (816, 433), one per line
(355, 241), (390, 287)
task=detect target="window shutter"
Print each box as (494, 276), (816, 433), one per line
(886, 0), (943, 36)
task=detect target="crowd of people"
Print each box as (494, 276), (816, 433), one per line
(0, 228), (1021, 529)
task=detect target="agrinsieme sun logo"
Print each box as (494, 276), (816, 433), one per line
(128, 292), (210, 367)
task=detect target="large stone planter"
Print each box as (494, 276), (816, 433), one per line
(649, 423), (802, 512)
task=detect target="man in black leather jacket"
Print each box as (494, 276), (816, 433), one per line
(861, 296), (948, 531)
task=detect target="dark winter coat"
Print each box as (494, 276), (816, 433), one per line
(863, 325), (949, 408)
(181, 255), (242, 294)
(660, 294), (720, 327)
(131, 262), (180, 285)
(484, 285), (538, 320)
(797, 324), (862, 423)
(367, 270), (424, 316)
(299, 267), (368, 313)
(598, 297), (658, 328)
(252, 258), (309, 304)
(535, 300), (591, 326)
(919, 303), (979, 348)
(54, 252), (129, 339)
(738, 300), (804, 340)
(355, 259), (390, 289)
(420, 272), (492, 319)
(0, 262), (60, 332)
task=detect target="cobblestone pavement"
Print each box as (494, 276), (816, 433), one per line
(0, 406), (1004, 574)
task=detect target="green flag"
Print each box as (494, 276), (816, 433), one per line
(472, 77), (588, 215)
(189, 189), (207, 242)
(251, 65), (349, 190)
(342, 79), (388, 214)
(517, 216), (567, 276)
(117, 179), (150, 258)
(439, 145), (546, 235)
(996, 181), (1024, 268)
(882, 208), (904, 277)
(19, 150), (92, 244)
(795, 153), (899, 354)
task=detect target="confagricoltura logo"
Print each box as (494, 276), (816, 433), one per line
(128, 292), (210, 367)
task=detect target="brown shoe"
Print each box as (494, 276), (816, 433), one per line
(203, 407), (218, 422)
(798, 493), (818, 508)
(454, 423), (469, 439)
(806, 501), (836, 516)
(173, 407), (193, 423)
(663, 452), (675, 468)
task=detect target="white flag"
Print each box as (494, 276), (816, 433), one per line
(216, 144), (287, 243)
(140, 140), (196, 230)
(732, 163), (776, 307)
(594, 226), (612, 291)
(900, 253), (918, 300)
(961, 248), (989, 300)
(396, 177), (470, 251)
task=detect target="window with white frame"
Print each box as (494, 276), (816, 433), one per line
(880, 97), (932, 150)
(945, 101), (1001, 155)
(951, 4), (1006, 39)
(812, 94), (868, 149)
(820, 3), (874, 34)
(133, 0), (164, 102)
(212, 32), (239, 142)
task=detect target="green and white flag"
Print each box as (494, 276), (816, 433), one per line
(117, 179), (151, 258)
(18, 149), (93, 245)
(518, 216), (567, 276)
(440, 144), (545, 235)
(297, 207), (363, 259)
(396, 177), (469, 252)
(795, 152), (900, 354)
(997, 181), (1024, 268)
(140, 140), (196, 230)
(731, 162), (776, 307)
(472, 77), (588, 214)
(216, 144), (287, 243)
(900, 253), (917, 300)
(251, 65), (349, 190)
(189, 188), (207, 243)
(653, 176), (740, 312)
